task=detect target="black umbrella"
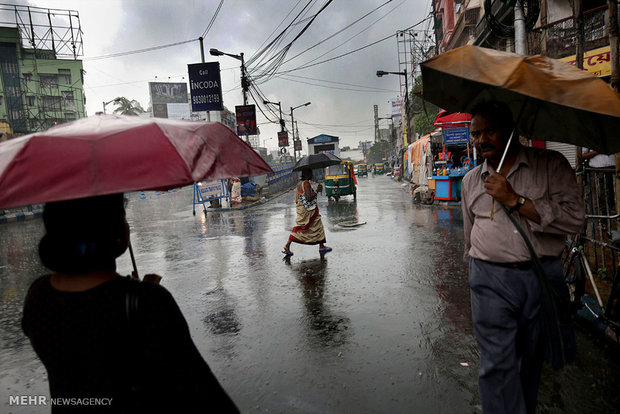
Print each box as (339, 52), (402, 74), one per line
(292, 153), (342, 171)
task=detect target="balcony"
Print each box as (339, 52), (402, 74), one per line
(528, 6), (607, 58)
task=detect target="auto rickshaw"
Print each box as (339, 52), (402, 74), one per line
(357, 163), (368, 177)
(325, 161), (357, 201)
(375, 163), (385, 174)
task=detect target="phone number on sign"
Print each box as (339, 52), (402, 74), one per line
(192, 94), (220, 104)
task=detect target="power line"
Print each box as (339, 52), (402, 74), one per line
(249, 0), (334, 83)
(275, 73), (398, 93)
(277, 0), (410, 73)
(201, 0), (225, 39)
(275, 14), (432, 75)
(280, 0), (393, 66)
(83, 38), (197, 61)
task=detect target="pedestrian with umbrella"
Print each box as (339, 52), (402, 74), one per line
(419, 45), (620, 413)
(1, 114), (273, 412)
(461, 101), (584, 414)
(282, 168), (332, 257)
(282, 154), (342, 257)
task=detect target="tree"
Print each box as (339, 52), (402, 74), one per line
(112, 97), (145, 115)
(409, 75), (440, 137)
(367, 140), (392, 164)
(413, 112), (437, 136)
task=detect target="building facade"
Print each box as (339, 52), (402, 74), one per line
(0, 25), (85, 137)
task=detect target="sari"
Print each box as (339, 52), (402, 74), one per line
(288, 180), (326, 245)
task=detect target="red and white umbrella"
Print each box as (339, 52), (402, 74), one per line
(0, 114), (273, 208)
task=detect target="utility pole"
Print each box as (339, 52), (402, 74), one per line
(374, 105), (379, 142)
(513, 0), (527, 55)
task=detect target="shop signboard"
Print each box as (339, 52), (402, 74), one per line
(187, 62), (223, 111)
(294, 139), (302, 151)
(235, 105), (257, 135)
(278, 131), (289, 147)
(560, 46), (611, 77)
(443, 127), (470, 146)
(199, 180), (224, 200)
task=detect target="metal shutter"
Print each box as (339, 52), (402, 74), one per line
(543, 141), (578, 169)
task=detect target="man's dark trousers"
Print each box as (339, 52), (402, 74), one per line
(468, 258), (564, 414)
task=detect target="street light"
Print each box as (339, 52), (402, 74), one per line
(376, 68), (409, 143)
(290, 102), (311, 163)
(102, 97), (121, 114)
(263, 100), (284, 131)
(210, 48), (247, 105)
(377, 68), (409, 123)
(263, 137), (273, 148)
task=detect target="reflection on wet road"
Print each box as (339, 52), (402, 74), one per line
(1, 176), (619, 413)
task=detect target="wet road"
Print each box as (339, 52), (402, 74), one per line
(1, 176), (620, 413)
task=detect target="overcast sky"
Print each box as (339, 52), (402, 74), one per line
(10, 0), (433, 151)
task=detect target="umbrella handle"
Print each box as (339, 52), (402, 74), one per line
(497, 100), (528, 174)
(496, 128), (516, 173)
(128, 238), (139, 280)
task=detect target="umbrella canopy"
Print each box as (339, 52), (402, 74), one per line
(292, 153), (342, 172)
(421, 45), (620, 154)
(433, 110), (472, 128)
(0, 114), (273, 208)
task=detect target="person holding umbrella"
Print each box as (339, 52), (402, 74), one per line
(283, 168), (332, 256)
(21, 194), (239, 413)
(0, 115), (274, 413)
(461, 101), (584, 414)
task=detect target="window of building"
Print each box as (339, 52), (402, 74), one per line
(26, 96), (35, 106)
(40, 74), (58, 89)
(23, 73), (32, 83)
(5, 86), (20, 97)
(42, 95), (62, 111)
(65, 112), (77, 121)
(62, 90), (75, 108)
(0, 96), (3, 105)
(10, 108), (23, 120)
(58, 68), (72, 85)
(2, 62), (18, 74)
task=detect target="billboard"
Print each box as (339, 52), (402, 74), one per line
(235, 105), (257, 135)
(187, 62), (223, 111)
(149, 82), (188, 104)
(391, 97), (403, 118)
(278, 131), (289, 147)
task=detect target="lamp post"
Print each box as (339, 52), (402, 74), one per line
(263, 100), (284, 132)
(102, 97), (121, 114)
(376, 69), (409, 145)
(290, 102), (311, 163)
(210, 48), (247, 105)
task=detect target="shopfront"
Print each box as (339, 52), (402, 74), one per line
(430, 112), (475, 201)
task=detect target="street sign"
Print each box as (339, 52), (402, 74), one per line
(188, 62), (223, 112)
(443, 127), (470, 146)
(278, 131), (289, 147)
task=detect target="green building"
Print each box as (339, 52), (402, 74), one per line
(0, 26), (85, 137)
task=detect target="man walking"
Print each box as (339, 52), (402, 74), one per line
(461, 101), (584, 413)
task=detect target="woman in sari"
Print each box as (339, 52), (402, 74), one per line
(283, 168), (332, 256)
